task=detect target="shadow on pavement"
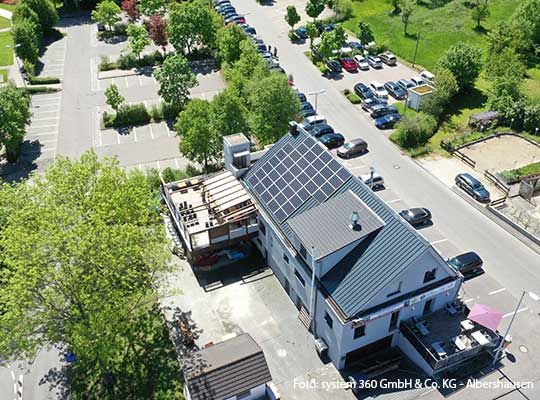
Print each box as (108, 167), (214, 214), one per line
(0, 140), (45, 182)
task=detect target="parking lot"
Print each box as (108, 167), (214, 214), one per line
(37, 31), (67, 80)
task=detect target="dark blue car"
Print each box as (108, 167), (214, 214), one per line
(455, 173), (491, 202)
(375, 113), (401, 129)
(296, 27), (308, 39)
(319, 133), (345, 149)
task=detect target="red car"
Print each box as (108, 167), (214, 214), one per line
(340, 57), (357, 72)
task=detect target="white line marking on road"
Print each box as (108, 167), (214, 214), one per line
(39, 139), (58, 144)
(27, 125), (58, 130)
(116, 131), (121, 145)
(138, 74), (143, 86)
(346, 165), (367, 172)
(489, 288), (506, 295)
(166, 124), (172, 137)
(125, 76), (129, 88)
(133, 127), (138, 142)
(386, 198), (401, 204)
(27, 132), (57, 138)
(430, 239), (448, 245)
(149, 123), (155, 139)
(463, 298), (475, 303)
(32, 116), (59, 122)
(11, 370), (15, 380)
(174, 158), (179, 168)
(156, 160), (161, 170)
(503, 307), (528, 318)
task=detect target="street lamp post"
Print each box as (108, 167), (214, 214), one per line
(308, 89), (326, 113)
(369, 166), (375, 190)
(5, 44), (31, 106)
(492, 290), (539, 365)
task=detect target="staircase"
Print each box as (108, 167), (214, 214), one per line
(298, 305), (312, 331)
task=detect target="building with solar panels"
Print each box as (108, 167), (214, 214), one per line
(227, 122), (465, 373)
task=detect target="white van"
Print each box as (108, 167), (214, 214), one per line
(410, 76), (425, 86)
(369, 80), (388, 99)
(420, 70), (435, 85)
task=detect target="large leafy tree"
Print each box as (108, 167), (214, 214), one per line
(0, 152), (174, 398)
(12, 19), (41, 65)
(356, 22), (374, 45)
(217, 24), (248, 66)
(154, 54), (197, 107)
(167, 0), (216, 55)
(401, 0), (415, 35)
(22, 0), (58, 31)
(138, 0), (166, 16)
(317, 25), (347, 59)
(91, 0), (122, 31)
(437, 42), (482, 92)
(176, 99), (220, 170)
(121, 0), (140, 22)
(12, 3), (42, 37)
(285, 5), (301, 33)
(0, 85), (31, 163)
(105, 83), (125, 112)
(486, 48), (526, 81)
(305, 0), (325, 22)
(306, 22), (318, 48)
(126, 23), (150, 59)
(470, 0), (490, 30)
(512, 0), (540, 44)
(147, 14), (168, 55)
(212, 87), (250, 139)
(224, 41), (269, 96)
(486, 21), (532, 61)
(248, 73), (301, 145)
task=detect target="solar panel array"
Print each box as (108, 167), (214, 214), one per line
(246, 135), (352, 223)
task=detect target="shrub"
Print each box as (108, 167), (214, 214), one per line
(99, 56), (118, 71)
(103, 103), (150, 127)
(22, 60), (36, 77)
(391, 113), (438, 148)
(118, 53), (138, 70)
(28, 76), (60, 85)
(23, 86), (60, 94)
(116, 51), (164, 70)
(150, 102), (182, 121)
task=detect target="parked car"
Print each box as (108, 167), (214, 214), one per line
(256, 44), (268, 53)
(97, 23), (106, 32)
(318, 24), (336, 34)
(448, 252), (483, 276)
(215, 0), (231, 5)
(369, 80), (388, 99)
(218, 5), (235, 13)
(367, 55), (383, 69)
(340, 57), (357, 72)
(410, 76), (425, 86)
(374, 113), (401, 129)
(311, 123), (334, 138)
(348, 41), (363, 51)
(223, 10), (238, 19)
(455, 173), (491, 202)
(397, 79), (415, 92)
(370, 105), (399, 119)
(361, 97), (387, 112)
(379, 51), (397, 66)
(296, 92), (307, 102)
(296, 108), (317, 119)
(268, 65), (285, 74)
(384, 81), (406, 100)
(301, 115), (327, 129)
(359, 172), (384, 190)
(337, 138), (368, 158)
(319, 133), (345, 149)
(296, 27), (308, 39)
(420, 70), (435, 85)
(354, 83), (375, 99)
(230, 15), (246, 24)
(243, 26), (257, 36)
(300, 101), (314, 111)
(325, 59), (342, 73)
(399, 208), (432, 227)
(353, 55), (370, 71)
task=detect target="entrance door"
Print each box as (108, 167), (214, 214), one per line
(344, 335), (392, 368)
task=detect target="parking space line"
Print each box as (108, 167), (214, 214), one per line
(463, 298), (475, 303)
(488, 288), (506, 295)
(125, 76), (129, 88)
(133, 127), (138, 142)
(149, 123), (155, 139)
(174, 158), (179, 168)
(386, 198), (401, 204)
(27, 125), (58, 130)
(116, 131), (121, 145)
(430, 239), (448, 245)
(156, 160), (161, 170)
(138, 74), (143, 86)
(503, 307), (528, 318)
(32, 116), (59, 122)
(39, 139), (58, 144)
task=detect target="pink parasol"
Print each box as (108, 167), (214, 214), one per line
(467, 303), (503, 332)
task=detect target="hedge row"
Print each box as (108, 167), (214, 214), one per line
(103, 102), (182, 128)
(28, 76), (61, 85)
(99, 51), (165, 72)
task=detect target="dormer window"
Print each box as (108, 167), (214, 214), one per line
(423, 268), (437, 283)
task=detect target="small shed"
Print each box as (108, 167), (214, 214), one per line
(468, 111), (499, 129)
(406, 85), (433, 111)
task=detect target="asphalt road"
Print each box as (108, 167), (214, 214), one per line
(232, 0), (540, 306)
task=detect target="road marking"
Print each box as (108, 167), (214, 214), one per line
(11, 370), (15, 380)
(149, 123), (155, 139)
(489, 288), (506, 295)
(39, 139), (58, 144)
(166, 124), (172, 137)
(157, 160), (161, 170)
(125, 76), (129, 88)
(174, 158), (179, 168)
(138, 74), (143, 86)
(463, 298), (475, 303)
(27, 125), (58, 130)
(430, 239), (448, 245)
(32, 116), (59, 122)
(116, 131), (121, 145)
(503, 307), (528, 318)
(27, 132), (58, 138)
(133, 127), (138, 142)
(346, 165), (367, 172)
(386, 198), (401, 204)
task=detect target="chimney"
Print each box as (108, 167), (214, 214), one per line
(289, 121), (298, 136)
(350, 211), (361, 231)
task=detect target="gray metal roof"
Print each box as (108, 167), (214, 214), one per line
(243, 127), (432, 319)
(285, 190), (386, 259)
(183, 333), (271, 400)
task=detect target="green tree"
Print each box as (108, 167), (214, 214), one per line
(248, 73), (301, 144)
(486, 48), (526, 81)
(0, 85), (32, 163)
(512, 0), (540, 44)
(153, 54), (197, 107)
(317, 25), (347, 59)
(91, 0), (122, 32)
(486, 21), (532, 61)
(305, 0), (325, 22)
(285, 5), (301, 33)
(224, 41), (269, 96)
(167, 0), (217, 55)
(138, 0), (166, 16)
(212, 87), (250, 139)
(421, 69), (458, 121)
(126, 23), (150, 59)
(401, 0), (415, 35)
(176, 99), (220, 170)
(306, 22), (319, 48)
(471, 0), (490, 30)
(437, 42), (482, 92)
(392, 112), (437, 148)
(12, 3), (41, 36)
(356, 22), (375, 45)
(487, 74), (525, 113)
(0, 152), (175, 398)
(12, 19), (40, 66)
(331, 0), (353, 20)
(217, 24), (248, 66)
(104, 84), (125, 112)
(22, 0), (58, 31)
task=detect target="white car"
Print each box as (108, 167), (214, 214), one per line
(411, 76), (425, 86)
(420, 70), (435, 85)
(301, 115), (327, 129)
(359, 172), (384, 190)
(369, 80), (389, 100)
(353, 55), (370, 70)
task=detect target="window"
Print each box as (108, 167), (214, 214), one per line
(354, 325), (365, 339)
(423, 299), (433, 316)
(237, 390), (251, 399)
(389, 310), (400, 331)
(258, 221), (266, 236)
(283, 253), (289, 264)
(294, 269), (305, 286)
(423, 268), (437, 283)
(300, 244), (307, 259)
(387, 281), (402, 297)
(324, 312), (333, 329)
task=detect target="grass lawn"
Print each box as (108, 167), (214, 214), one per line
(0, 4), (16, 12)
(0, 31), (13, 66)
(501, 161), (540, 181)
(0, 69), (7, 83)
(342, 0), (521, 71)
(0, 15), (10, 29)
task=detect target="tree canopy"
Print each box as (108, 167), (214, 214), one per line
(305, 0), (325, 21)
(22, 0), (58, 31)
(356, 22), (374, 45)
(154, 54), (198, 107)
(217, 24), (248, 66)
(285, 5), (301, 32)
(437, 42), (483, 92)
(148, 14), (169, 54)
(105, 83), (125, 112)
(127, 23), (151, 59)
(91, 0), (122, 31)
(0, 84), (32, 162)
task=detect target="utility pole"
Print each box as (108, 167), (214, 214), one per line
(412, 31), (421, 68)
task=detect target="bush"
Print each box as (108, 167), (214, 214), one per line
(103, 103), (151, 127)
(149, 102), (182, 121)
(116, 51), (164, 70)
(22, 60), (36, 77)
(391, 113), (438, 148)
(99, 56), (118, 72)
(345, 92), (362, 104)
(28, 76), (60, 85)
(23, 86), (60, 94)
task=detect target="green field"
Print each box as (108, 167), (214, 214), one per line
(342, 0), (521, 70)
(0, 4), (16, 12)
(0, 15), (10, 29)
(0, 69), (7, 83)
(0, 31), (13, 66)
